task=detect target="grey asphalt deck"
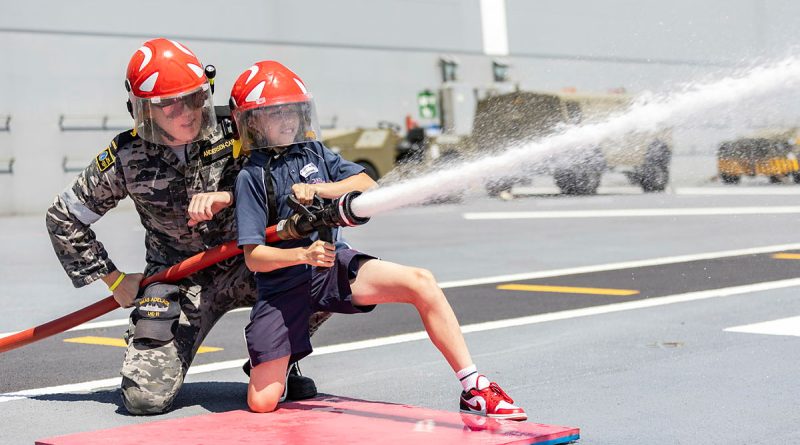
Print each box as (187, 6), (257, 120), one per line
(2, 187), (800, 444)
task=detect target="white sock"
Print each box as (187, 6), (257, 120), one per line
(456, 364), (490, 391)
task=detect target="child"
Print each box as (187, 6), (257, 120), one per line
(230, 61), (527, 420)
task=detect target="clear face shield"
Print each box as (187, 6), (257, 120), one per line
(130, 83), (217, 145)
(235, 100), (320, 152)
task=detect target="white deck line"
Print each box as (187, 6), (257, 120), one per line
(4, 276), (800, 403)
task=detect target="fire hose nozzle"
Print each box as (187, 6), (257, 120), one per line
(275, 191), (370, 241)
(327, 190), (371, 228)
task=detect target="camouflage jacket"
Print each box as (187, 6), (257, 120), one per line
(46, 129), (244, 287)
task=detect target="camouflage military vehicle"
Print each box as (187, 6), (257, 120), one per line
(400, 90), (672, 196)
(717, 129), (800, 184)
(321, 124), (402, 180)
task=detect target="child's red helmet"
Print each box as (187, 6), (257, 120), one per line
(229, 61), (312, 110)
(229, 61), (320, 152)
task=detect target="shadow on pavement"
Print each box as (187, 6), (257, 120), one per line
(29, 381), (248, 415)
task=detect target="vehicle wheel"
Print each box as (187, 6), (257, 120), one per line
(357, 161), (379, 181)
(582, 169), (602, 194)
(640, 141), (670, 192)
(720, 174), (740, 184)
(792, 172), (800, 184)
(769, 175), (782, 184)
(554, 169), (577, 195)
(555, 168), (601, 195)
(640, 164), (669, 192)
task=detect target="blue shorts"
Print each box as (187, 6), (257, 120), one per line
(245, 248), (377, 367)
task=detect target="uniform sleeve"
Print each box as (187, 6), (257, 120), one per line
(235, 167), (268, 247)
(319, 142), (365, 181)
(45, 142), (128, 288)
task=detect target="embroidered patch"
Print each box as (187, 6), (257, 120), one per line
(300, 163), (319, 178)
(95, 147), (116, 172)
(201, 137), (235, 165)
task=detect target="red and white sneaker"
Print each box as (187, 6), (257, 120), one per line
(459, 379), (527, 421)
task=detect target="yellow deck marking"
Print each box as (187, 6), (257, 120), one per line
(497, 284), (639, 296)
(63, 336), (222, 353)
(772, 253), (800, 260)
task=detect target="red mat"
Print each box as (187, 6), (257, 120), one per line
(36, 395), (579, 445)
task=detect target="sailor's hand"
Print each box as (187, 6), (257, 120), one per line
(188, 192), (233, 227)
(108, 272), (144, 308)
(301, 240), (335, 267)
(291, 183), (318, 205)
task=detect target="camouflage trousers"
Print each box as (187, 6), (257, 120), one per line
(120, 256), (331, 415)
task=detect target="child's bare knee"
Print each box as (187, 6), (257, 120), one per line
(415, 267), (436, 283)
(248, 393), (280, 413)
(408, 268), (443, 306)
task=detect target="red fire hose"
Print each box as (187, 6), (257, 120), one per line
(0, 225), (282, 354)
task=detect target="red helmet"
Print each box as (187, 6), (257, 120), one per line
(229, 61), (320, 152)
(125, 38), (217, 145)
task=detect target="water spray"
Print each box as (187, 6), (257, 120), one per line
(350, 56), (800, 218)
(5, 57), (800, 353)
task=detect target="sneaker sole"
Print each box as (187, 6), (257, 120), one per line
(488, 412), (528, 421)
(460, 409), (528, 421)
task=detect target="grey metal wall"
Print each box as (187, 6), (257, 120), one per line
(0, 0), (798, 214)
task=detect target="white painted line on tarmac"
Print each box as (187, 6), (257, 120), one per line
(512, 186), (800, 196)
(724, 316), (800, 337)
(675, 187), (800, 195)
(511, 186), (643, 195)
(438, 242), (800, 288)
(4, 276), (800, 403)
(0, 377), (122, 403)
(5, 243), (800, 340)
(463, 206), (800, 220)
(0, 307), (251, 340)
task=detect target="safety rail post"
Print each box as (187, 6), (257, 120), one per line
(0, 158), (14, 174)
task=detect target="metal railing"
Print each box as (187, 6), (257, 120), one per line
(58, 115), (130, 132)
(0, 117), (12, 173)
(0, 158), (14, 174)
(62, 156), (86, 173)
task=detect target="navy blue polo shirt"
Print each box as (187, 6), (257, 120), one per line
(235, 141), (365, 295)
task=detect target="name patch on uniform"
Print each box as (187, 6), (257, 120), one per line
(300, 163), (319, 178)
(95, 147), (116, 172)
(201, 138), (234, 165)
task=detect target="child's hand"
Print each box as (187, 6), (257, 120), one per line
(302, 240), (335, 267)
(292, 183), (318, 205)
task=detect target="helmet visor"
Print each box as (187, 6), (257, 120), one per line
(130, 83), (217, 145)
(234, 101), (320, 152)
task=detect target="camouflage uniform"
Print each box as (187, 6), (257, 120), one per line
(46, 129), (330, 415)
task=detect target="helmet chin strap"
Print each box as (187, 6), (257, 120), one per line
(155, 124), (179, 144)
